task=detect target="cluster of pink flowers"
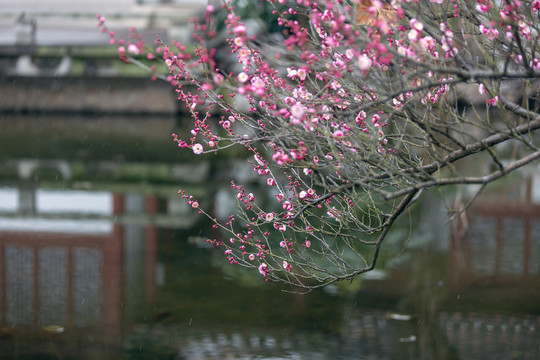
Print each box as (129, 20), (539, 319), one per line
(98, 0), (540, 284)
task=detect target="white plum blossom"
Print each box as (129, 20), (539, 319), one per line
(127, 43), (140, 55)
(254, 154), (265, 166)
(358, 54), (372, 70)
(478, 83), (486, 95)
(237, 72), (249, 83)
(408, 29), (420, 42)
(290, 102), (306, 120)
(287, 67), (298, 78)
(192, 143), (203, 155)
(297, 68), (307, 80)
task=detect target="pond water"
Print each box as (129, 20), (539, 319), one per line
(0, 114), (539, 359)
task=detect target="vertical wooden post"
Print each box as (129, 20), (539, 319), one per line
(145, 226), (157, 305)
(102, 225), (124, 345)
(523, 217), (530, 279)
(67, 245), (73, 328)
(144, 195), (158, 305)
(0, 243), (5, 325)
(494, 215), (502, 281)
(113, 193), (125, 215)
(33, 246), (39, 326)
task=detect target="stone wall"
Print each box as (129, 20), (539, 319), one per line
(0, 75), (177, 114)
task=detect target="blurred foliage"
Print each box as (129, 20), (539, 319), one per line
(210, 0), (291, 35)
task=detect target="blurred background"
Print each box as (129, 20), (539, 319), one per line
(0, 1), (540, 359)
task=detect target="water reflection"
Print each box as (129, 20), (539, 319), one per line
(0, 112), (540, 358)
(0, 181), (538, 359)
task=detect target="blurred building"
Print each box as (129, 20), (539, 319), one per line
(450, 168), (540, 289)
(0, 0), (207, 46)
(0, 0), (208, 77)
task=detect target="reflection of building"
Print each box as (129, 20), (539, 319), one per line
(0, 224), (124, 341)
(451, 184), (540, 288)
(0, 190), (162, 344)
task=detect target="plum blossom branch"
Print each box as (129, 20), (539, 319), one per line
(98, 0), (540, 289)
(387, 149), (540, 200)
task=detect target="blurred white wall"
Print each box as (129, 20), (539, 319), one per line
(0, 0), (208, 46)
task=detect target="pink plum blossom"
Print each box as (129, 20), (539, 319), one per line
(283, 261), (292, 271)
(100, 0), (540, 288)
(258, 263), (268, 276)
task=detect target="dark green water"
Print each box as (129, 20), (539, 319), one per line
(0, 115), (539, 359)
